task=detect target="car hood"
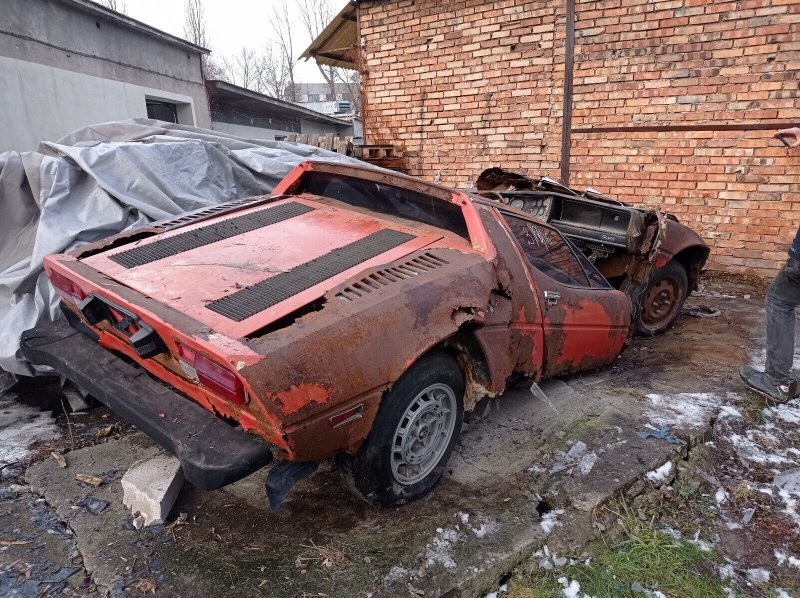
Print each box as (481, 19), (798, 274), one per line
(79, 197), (452, 339)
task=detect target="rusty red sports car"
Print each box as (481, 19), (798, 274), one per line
(22, 161), (707, 506)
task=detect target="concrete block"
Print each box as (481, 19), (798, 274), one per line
(121, 455), (184, 526)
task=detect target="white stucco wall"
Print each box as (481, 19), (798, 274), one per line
(0, 56), (198, 152)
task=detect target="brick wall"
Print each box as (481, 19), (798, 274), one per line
(359, 0), (800, 275)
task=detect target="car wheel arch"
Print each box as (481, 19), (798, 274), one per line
(671, 244), (709, 293)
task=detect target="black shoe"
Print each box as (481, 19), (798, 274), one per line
(739, 365), (798, 404)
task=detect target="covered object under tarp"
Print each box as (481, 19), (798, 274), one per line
(0, 119), (368, 392)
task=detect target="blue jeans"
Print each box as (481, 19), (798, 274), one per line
(765, 267), (800, 381)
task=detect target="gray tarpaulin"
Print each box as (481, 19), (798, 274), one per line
(0, 119), (367, 392)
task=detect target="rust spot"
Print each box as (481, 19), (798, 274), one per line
(276, 383), (330, 415)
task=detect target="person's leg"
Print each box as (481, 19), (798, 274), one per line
(765, 291), (797, 382)
(740, 268), (800, 402)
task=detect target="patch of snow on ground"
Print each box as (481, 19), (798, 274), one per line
(775, 589), (792, 598)
(689, 531), (713, 552)
(540, 509), (565, 534)
(550, 441), (598, 476)
(470, 522), (499, 538)
(777, 489), (800, 529)
(727, 433), (798, 466)
(557, 576), (592, 598)
(767, 399), (800, 425)
(484, 584), (507, 598)
(645, 461), (673, 484)
(0, 393), (60, 464)
(383, 565), (412, 584)
(645, 392), (741, 430)
(718, 563), (736, 580)
(423, 527), (461, 569)
(715, 488), (729, 505)
(456, 512), (470, 525)
(746, 568), (770, 584)
(774, 549), (800, 568)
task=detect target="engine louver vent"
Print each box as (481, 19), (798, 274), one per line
(335, 252), (449, 302)
(109, 202), (313, 268)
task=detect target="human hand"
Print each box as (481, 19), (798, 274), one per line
(775, 127), (800, 148)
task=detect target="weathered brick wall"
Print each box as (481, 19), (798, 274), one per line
(359, 0), (800, 275)
(359, 0), (567, 187)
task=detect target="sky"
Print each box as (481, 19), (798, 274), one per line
(123, 0), (349, 83)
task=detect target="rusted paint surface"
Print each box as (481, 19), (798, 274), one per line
(473, 167), (709, 298)
(41, 160), (644, 467)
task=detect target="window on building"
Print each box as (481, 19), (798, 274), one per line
(146, 100), (178, 123)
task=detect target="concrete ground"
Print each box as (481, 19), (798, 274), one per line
(1, 275), (799, 596)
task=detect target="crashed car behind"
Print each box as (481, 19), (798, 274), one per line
(475, 168), (710, 336)
(23, 161), (632, 506)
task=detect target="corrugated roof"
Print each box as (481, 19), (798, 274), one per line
(299, 1), (358, 70)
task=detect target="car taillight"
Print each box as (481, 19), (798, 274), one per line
(49, 270), (86, 302)
(177, 344), (247, 405)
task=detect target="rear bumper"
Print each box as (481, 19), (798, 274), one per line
(21, 319), (272, 490)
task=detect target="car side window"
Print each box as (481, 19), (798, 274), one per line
(502, 213), (591, 287)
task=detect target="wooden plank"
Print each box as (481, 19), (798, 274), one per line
(297, 134), (308, 144)
(323, 132), (334, 151)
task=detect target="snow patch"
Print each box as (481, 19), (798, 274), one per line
(645, 461), (673, 484)
(715, 488), (729, 505)
(746, 568), (770, 584)
(557, 576), (593, 598)
(767, 400), (800, 425)
(689, 530), (713, 552)
(645, 392), (739, 429)
(484, 584), (507, 598)
(550, 441), (598, 476)
(0, 393), (60, 464)
(727, 433), (797, 466)
(540, 509), (565, 534)
(774, 549), (800, 568)
(423, 527), (460, 569)
(718, 563), (736, 580)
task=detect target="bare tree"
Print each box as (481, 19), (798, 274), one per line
(98, 0), (127, 13)
(184, 0), (209, 49)
(269, 0), (297, 102)
(219, 48), (263, 91)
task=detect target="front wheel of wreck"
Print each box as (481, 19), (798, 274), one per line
(341, 352), (465, 506)
(634, 260), (689, 337)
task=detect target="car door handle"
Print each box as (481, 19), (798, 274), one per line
(544, 290), (560, 305)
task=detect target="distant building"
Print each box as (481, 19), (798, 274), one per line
(206, 80), (353, 141)
(294, 82), (357, 117)
(0, 0), (211, 152)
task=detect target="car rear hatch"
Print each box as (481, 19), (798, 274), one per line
(75, 196), (444, 340)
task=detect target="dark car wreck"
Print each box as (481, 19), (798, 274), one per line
(475, 168), (709, 335)
(23, 161), (687, 508)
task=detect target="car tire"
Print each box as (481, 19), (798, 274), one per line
(341, 352), (465, 506)
(634, 260), (688, 337)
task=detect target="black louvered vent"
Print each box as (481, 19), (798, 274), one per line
(109, 202), (313, 268)
(207, 229), (416, 322)
(334, 252), (449, 302)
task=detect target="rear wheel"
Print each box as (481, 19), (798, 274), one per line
(634, 260), (688, 336)
(341, 352), (464, 506)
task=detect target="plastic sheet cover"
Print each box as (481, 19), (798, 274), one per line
(0, 119), (367, 392)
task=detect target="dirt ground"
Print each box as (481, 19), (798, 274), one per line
(1, 274), (800, 597)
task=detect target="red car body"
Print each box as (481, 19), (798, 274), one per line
(24, 161), (633, 504)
